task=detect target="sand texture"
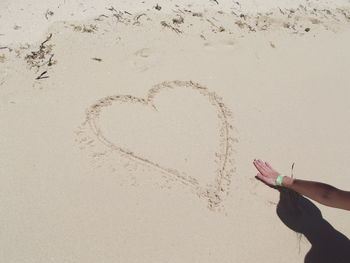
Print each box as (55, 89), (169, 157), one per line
(1, 0), (350, 262)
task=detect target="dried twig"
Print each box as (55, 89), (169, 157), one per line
(91, 57), (102, 62)
(107, 6), (117, 12)
(206, 18), (225, 31)
(40, 33), (53, 49)
(160, 21), (182, 34)
(95, 14), (108, 21)
(36, 71), (49, 80)
(48, 54), (55, 66)
(134, 13), (147, 25)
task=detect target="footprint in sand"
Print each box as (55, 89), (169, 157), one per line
(134, 48), (152, 58)
(131, 48), (153, 72)
(77, 80), (236, 209)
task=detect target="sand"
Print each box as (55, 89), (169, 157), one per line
(1, 0), (350, 262)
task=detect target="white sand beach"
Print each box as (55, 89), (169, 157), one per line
(1, 0), (350, 262)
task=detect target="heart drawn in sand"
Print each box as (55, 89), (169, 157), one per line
(79, 81), (235, 209)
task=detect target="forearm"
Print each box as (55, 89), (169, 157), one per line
(253, 159), (350, 210)
(282, 177), (350, 210)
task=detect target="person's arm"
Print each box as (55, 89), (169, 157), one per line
(253, 159), (350, 211)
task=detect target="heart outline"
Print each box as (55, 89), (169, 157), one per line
(79, 80), (235, 209)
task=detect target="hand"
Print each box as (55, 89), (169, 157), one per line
(253, 159), (280, 186)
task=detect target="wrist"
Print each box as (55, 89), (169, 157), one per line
(282, 176), (294, 187)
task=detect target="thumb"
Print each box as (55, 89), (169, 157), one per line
(255, 173), (272, 186)
(255, 172), (264, 180)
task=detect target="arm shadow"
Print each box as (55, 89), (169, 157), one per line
(276, 188), (350, 263)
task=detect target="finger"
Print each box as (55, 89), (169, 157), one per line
(254, 159), (264, 166)
(258, 159), (266, 167)
(259, 160), (272, 172)
(254, 160), (268, 173)
(265, 162), (273, 170)
(253, 160), (263, 171)
(255, 173), (270, 185)
(254, 165), (267, 176)
(256, 172), (264, 180)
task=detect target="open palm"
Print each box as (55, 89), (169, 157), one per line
(253, 159), (280, 186)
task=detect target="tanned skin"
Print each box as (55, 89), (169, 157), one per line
(253, 159), (350, 211)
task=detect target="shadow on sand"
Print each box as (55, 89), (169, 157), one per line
(276, 189), (350, 262)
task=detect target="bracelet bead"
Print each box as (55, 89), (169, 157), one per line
(276, 175), (284, 186)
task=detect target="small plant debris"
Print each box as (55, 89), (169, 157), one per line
(72, 24), (98, 33)
(91, 57), (103, 62)
(47, 54), (55, 66)
(25, 33), (55, 69)
(160, 21), (182, 34)
(172, 15), (184, 24)
(94, 14), (109, 21)
(45, 9), (54, 20)
(235, 20), (256, 32)
(206, 19), (226, 32)
(218, 26), (225, 32)
(133, 13), (147, 25)
(82, 25), (97, 33)
(36, 71), (49, 80)
(106, 6), (131, 23)
(107, 6), (117, 12)
(192, 12), (203, 17)
(154, 4), (161, 11)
